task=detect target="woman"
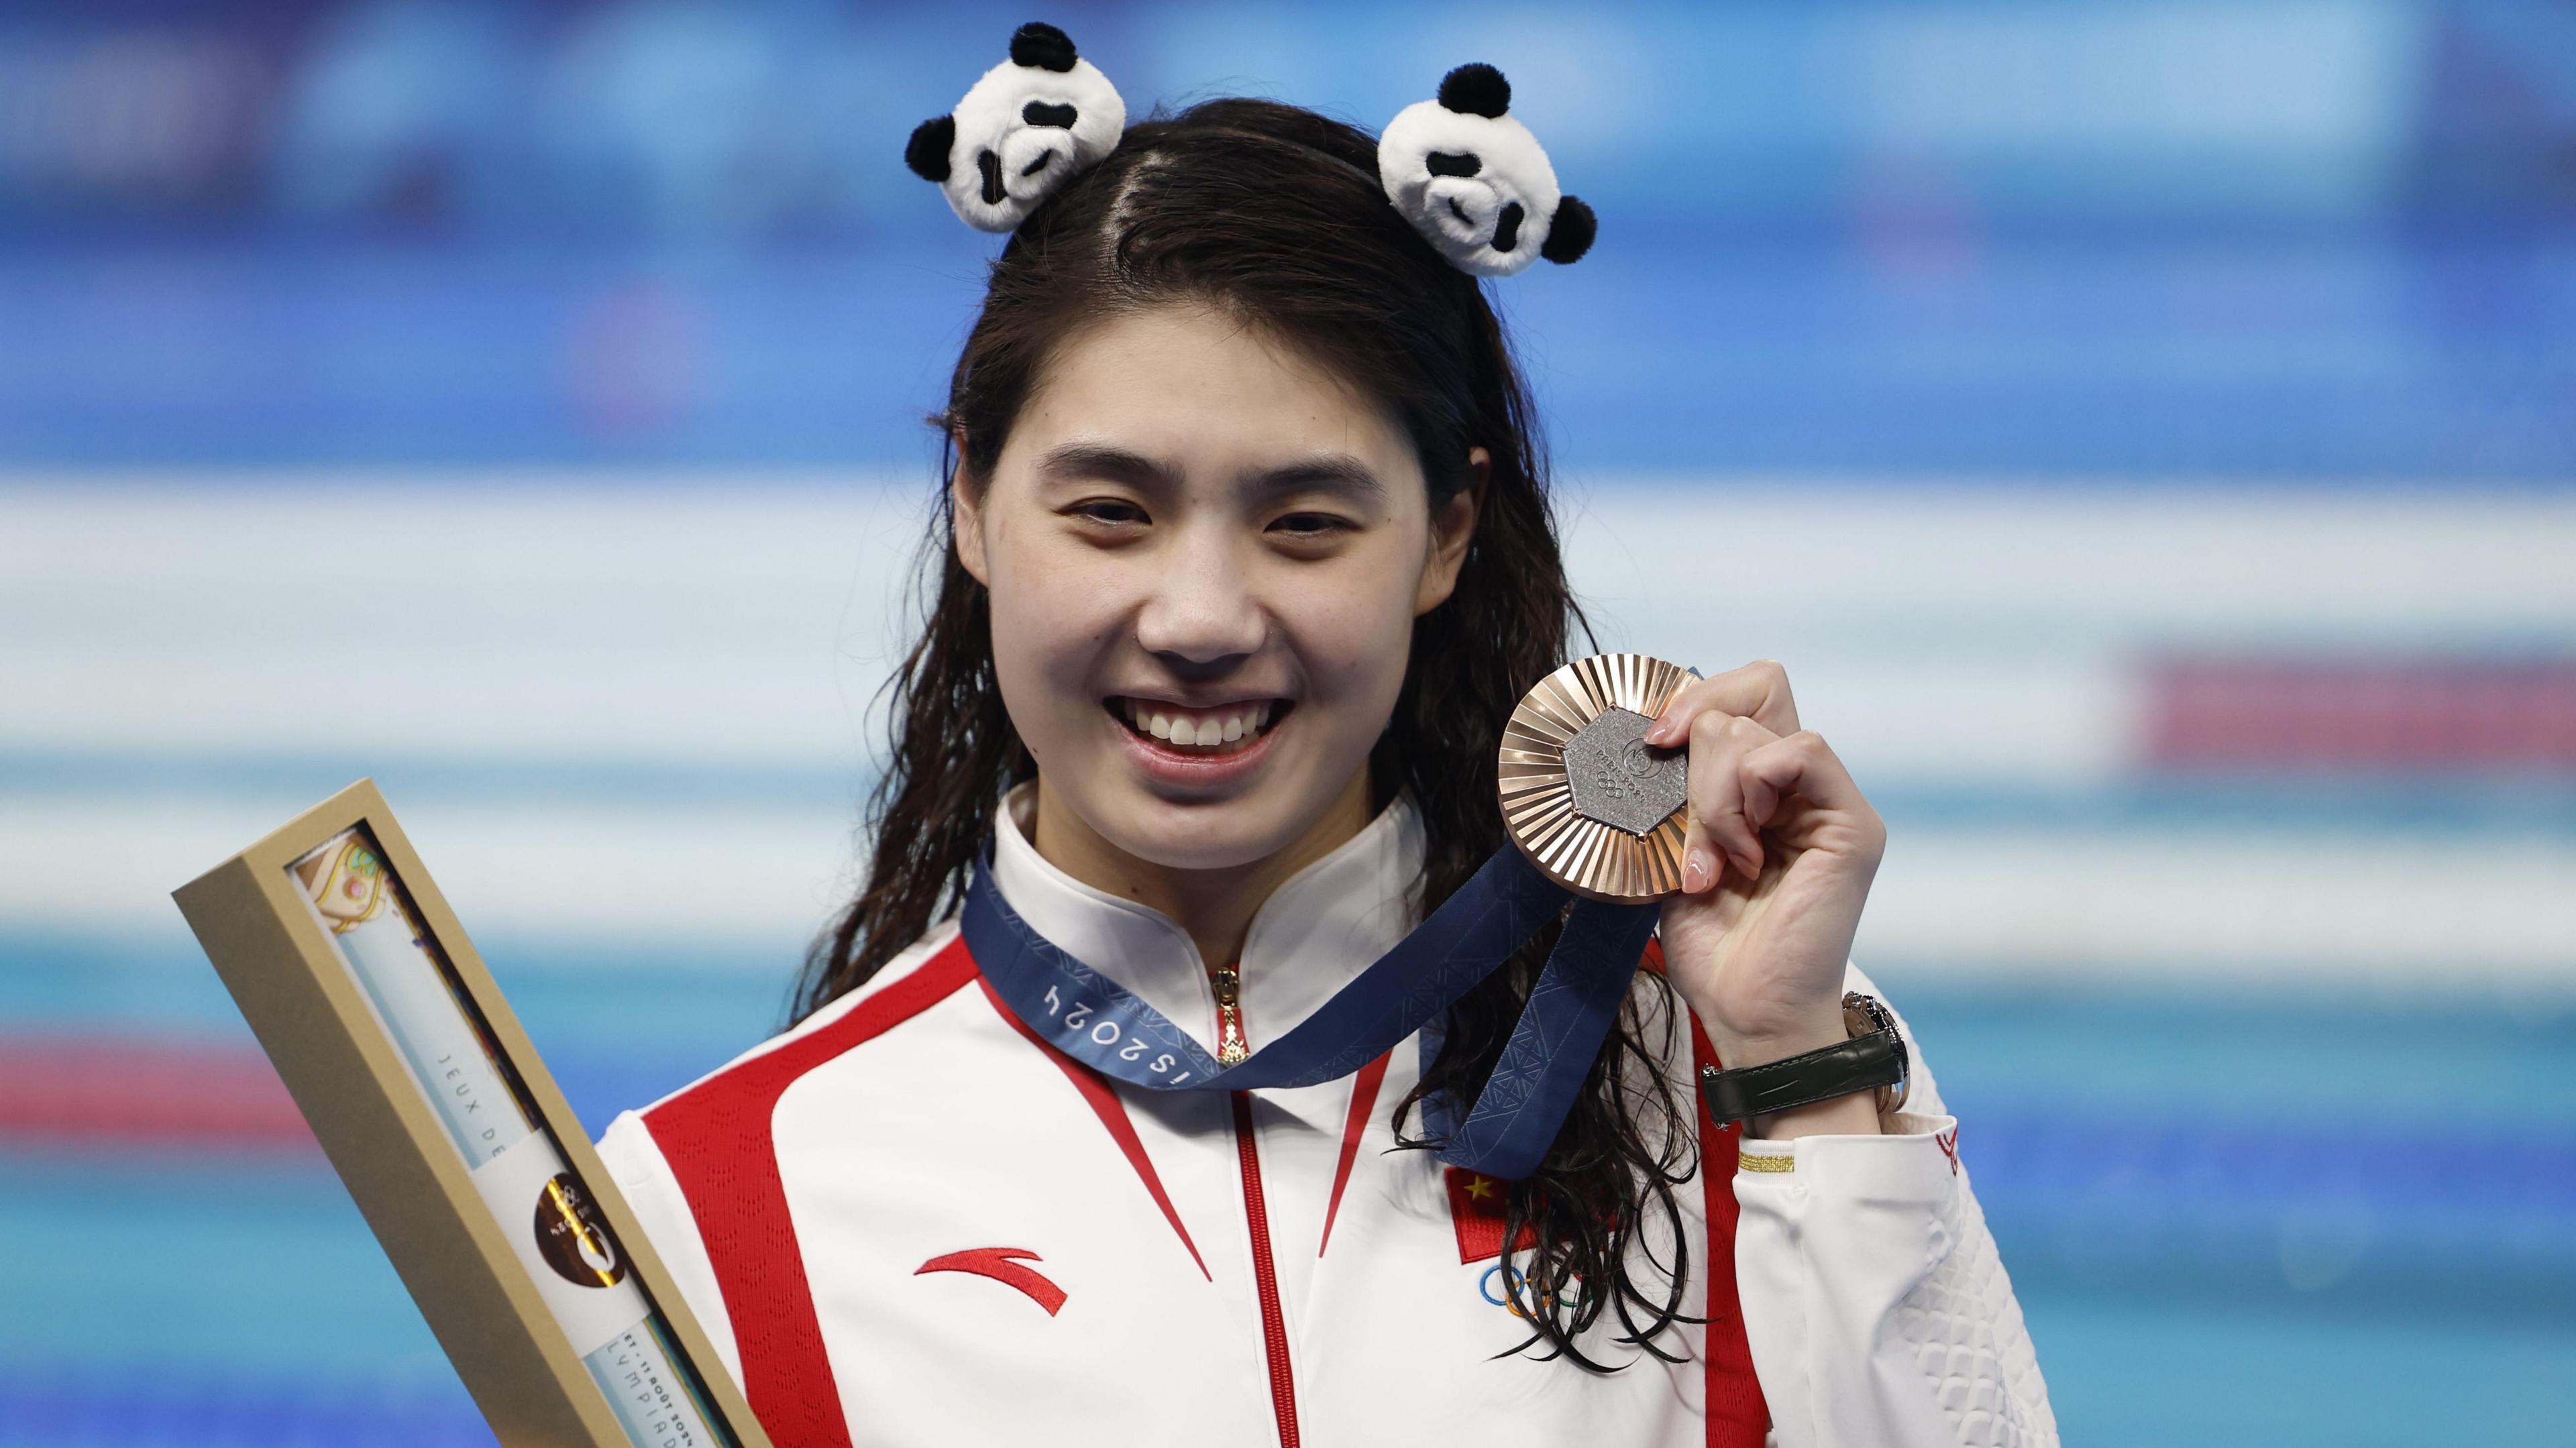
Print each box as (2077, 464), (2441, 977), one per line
(600, 35), (2055, 1448)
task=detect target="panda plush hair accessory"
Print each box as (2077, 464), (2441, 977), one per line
(901, 37), (1594, 277)
(904, 22), (1126, 233)
(1379, 64), (1595, 276)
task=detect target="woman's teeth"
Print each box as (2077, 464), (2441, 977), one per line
(1123, 700), (1275, 754)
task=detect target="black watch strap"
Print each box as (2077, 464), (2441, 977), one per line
(1699, 1029), (1907, 1127)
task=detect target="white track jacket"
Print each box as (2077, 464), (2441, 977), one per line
(598, 793), (2056, 1447)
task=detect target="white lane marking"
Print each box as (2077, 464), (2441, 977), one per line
(1, 793), (847, 965)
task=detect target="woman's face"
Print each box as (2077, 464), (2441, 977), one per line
(955, 302), (1477, 875)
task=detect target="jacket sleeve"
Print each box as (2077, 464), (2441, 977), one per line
(1726, 968), (2057, 1448)
(595, 1109), (745, 1391)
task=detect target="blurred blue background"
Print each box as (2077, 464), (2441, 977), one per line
(3, 3), (2574, 1445)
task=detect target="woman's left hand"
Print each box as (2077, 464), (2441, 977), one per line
(1645, 661), (1887, 1085)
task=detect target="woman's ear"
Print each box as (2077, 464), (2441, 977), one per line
(951, 459), (992, 586)
(1414, 445), (1488, 615)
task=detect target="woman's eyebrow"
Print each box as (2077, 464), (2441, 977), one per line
(1244, 455), (1387, 504)
(1038, 443), (1183, 490)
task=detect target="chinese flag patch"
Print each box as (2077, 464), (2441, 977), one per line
(1444, 1167), (1537, 1264)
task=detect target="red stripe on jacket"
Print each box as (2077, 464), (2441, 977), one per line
(645, 938), (980, 1448)
(1690, 1023), (1770, 1448)
(1645, 938), (1770, 1447)
(975, 975), (1212, 1278)
(1317, 1050), (1391, 1256)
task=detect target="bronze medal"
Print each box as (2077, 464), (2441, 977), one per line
(1497, 653), (1695, 903)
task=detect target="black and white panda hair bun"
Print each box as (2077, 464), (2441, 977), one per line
(1379, 63), (1596, 277)
(904, 23), (1126, 233)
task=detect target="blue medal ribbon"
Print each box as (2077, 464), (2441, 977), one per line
(962, 843), (1658, 1180)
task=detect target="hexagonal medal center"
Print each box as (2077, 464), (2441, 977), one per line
(1562, 707), (1687, 837)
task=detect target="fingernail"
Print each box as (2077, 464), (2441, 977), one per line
(1682, 848), (1712, 893)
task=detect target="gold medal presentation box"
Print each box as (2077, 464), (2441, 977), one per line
(172, 780), (771, 1448)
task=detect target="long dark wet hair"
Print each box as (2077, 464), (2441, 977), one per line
(792, 98), (1701, 1367)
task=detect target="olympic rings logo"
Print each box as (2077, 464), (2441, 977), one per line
(1478, 1263), (1558, 1319)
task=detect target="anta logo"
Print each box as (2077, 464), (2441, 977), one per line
(915, 1247), (1068, 1315)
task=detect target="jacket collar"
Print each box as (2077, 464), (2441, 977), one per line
(989, 783), (1426, 1057)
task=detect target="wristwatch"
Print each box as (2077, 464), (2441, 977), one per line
(1699, 992), (1909, 1127)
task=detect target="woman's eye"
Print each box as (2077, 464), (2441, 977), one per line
(1067, 498), (1148, 526)
(1269, 512), (1355, 538)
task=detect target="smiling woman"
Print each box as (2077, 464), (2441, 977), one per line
(588, 50), (2053, 1448)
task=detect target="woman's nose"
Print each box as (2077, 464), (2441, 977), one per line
(1133, 531), (1265, 665)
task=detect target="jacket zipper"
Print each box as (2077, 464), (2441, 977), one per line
(1212, 962), (1299, 1448)
(1211, 964), (1250, 1066)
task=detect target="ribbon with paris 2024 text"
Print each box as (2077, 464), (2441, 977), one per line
(961, 844), (1657, 1180)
